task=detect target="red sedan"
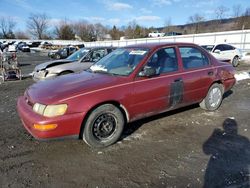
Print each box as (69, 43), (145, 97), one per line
(17, 43), (236, 148)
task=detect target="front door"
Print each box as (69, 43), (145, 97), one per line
(130, 47), (182, 121)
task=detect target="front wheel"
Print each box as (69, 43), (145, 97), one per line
(199, 83), (224, 111)
(232, 56), (239, 67)
(82, 104), (124, 148)
(55, 54), (61, 59)
(59, 71), (73, 76)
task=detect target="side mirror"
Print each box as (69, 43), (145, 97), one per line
(214, 49), (221, 54)
(139, 66), (156, 77)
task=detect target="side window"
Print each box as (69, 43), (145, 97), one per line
(91, 49), (106, 62)
(224, 44), (235, 51)
(214, 45), (224, 51)
(179, 47), (210, 69)
(146, 47), (178, 74)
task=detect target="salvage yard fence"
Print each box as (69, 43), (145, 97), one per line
(84, 29), (250, 52)
(1, 29), (250, 52)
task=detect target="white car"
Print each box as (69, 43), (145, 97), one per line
(148, 31), (165, 38)
(201, 44), (242, 67)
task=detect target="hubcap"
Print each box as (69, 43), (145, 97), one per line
(93, 113), (116, 140)
(233, 57), (238, 66)
(208, 88), (222, 108)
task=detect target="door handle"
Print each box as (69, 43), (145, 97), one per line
(208, 71), (214, 76)
(174, 78), (182, 82)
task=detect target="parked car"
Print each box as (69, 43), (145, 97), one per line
(17, 42), (30, 52)
(201, 44), (242, 67)
(148, 31), (165, 37)
(27, 41), (41, 48)
(33, 47), (116, 81)
(40, 41), (52, 48)
(18, 42), (236, 148)
(8, 44), (17, 52)
(48, 46), (78, 59)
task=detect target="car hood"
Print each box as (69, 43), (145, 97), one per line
(34, 59), (74, 71)
(26, 71), (128, 104)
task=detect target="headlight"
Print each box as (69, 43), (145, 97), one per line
(33, 103), (46, 115)
(33, 103), (67, 117)
(43, 104), (68, 117)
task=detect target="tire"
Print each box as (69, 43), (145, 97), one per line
(199, 83), (224, 111)
(55, 54), (61, 59)
(0, 69), (6, 83)
(82, 104), (124, 148)
(232, 56), (239, 67)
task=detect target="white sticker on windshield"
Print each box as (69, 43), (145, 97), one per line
(129, 50), (147, 55)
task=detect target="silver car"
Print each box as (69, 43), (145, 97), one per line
(33, 47), (116, 81)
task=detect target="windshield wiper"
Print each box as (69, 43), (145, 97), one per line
(92, 69), (122, 76)
(92, 69), (110, 74)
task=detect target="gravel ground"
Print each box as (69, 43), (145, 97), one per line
(0, 53), (249, 188)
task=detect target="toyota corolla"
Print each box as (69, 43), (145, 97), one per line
(17, 43), (236, 148)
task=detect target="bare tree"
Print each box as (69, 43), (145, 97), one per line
(72, 20), (96, 41)
(215, 6), (229, 20)
(0, 16), (16, 39)
(238, 7), (250, 29)
(124, 20), (137, 39)
(94, 23), (108, 40)
(15, 31), (30, 39)
(188, 14), (205, 33)
(232, 4), (242, 18)
(27, 13), (49, 39)
(163, 17), (172, 34)
(55, 20), (75, 40)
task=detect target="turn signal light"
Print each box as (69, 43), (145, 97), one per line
(33, 124), (57, 131)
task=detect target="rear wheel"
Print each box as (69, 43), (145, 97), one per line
(82, 104), (124, 148)
(199, 83), (224, 111)
(232, 56), (239, 67)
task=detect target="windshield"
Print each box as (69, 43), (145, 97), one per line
(89, 48), (149, 76)
(201, 45), (214, 52)
(67, 48), (90, 61)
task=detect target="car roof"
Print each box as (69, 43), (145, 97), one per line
(124, 42), (197, 49)
(84, 46), (116, 50)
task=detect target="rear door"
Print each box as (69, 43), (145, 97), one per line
(222, 44), (236, 61)
(178, 46), (215, 105)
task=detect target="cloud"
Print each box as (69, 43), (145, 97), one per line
(10, 0), (37, 11)
(140, 8), (152, 14)
(108, 18), (121, 25)
(49, 18), (65, 25)
(84, 17), (106, 23)
(136, 16), (161, 22)
(152, 0), (172, 6)
(85, 17), (121, 26)
(106, 2), (133, 11)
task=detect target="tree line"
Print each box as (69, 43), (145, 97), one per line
(0, 5), (249, 41)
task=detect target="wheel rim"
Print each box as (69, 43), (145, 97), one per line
(233, 57), (238, 66)
(208, 87), (222, 108)
(92, 113), (117, 141)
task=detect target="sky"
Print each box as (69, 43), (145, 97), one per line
(0, 0), (249, 31)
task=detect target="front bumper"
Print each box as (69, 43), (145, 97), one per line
(17, 96), (84, 139)
(32, 71), (57, 82)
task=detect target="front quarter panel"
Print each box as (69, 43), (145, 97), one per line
(59, 78), (134, 121)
